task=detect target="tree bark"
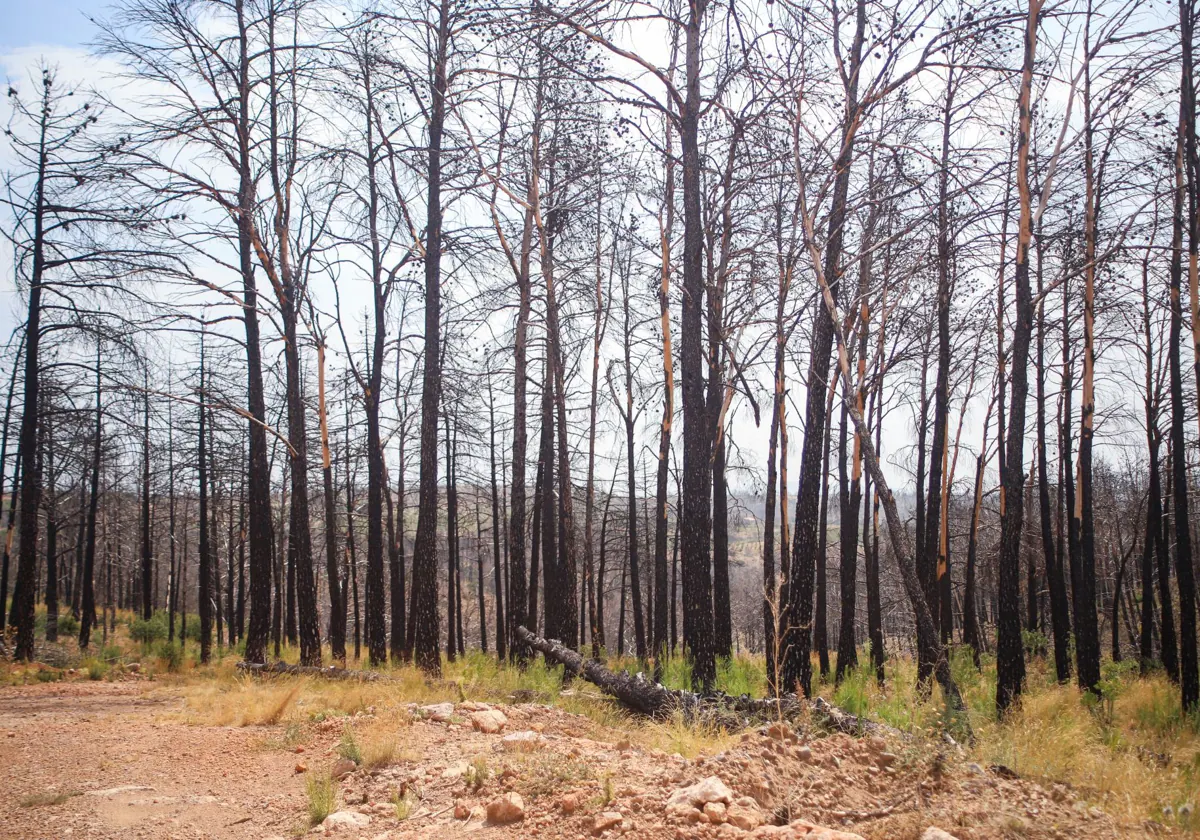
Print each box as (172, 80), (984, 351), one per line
(782, 0), (866, 698)
(996, 0), (1040, 715)
(410, 0), (450, 674)
(1177, 0), (1200, 712)
(678, 0), (715, 690)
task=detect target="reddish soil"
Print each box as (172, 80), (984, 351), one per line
(0, 681), (1161, 840)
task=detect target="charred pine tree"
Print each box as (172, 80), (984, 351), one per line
(678, 0), (716, 690)
(393, 405), (408, 660)
(996, 0), (1040, 715)
(446, 414), (459, 662)
(409, 0), (451, 675)
(652, 112), (676, 667)
(782, 0), (866, 698)
(1035, 231), (1071, 682)
(140, 378), (153, 620)
(43, 398), (58, 642)
(0, 338), (21, 632)
(198, 337), (213, 664)
(488, 381), (504, 659)
(923, 64), (959, 659)
(1177, 0), (1200, 712)
(1140, 242), (1174, 676)
(317, 340), (345, 661)
(506, 194), (534, 663)
(78, 350), (101, 650)
(814, 385), (834, 679)
(1071, 4), (1106, 695)
(614, 262), (647, 660)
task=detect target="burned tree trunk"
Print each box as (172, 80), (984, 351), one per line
(409, 0), (450, 675)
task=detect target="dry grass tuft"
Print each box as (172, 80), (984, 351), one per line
(19, 790), (79, 808)
(641, 708), (736, 758)
(258, 681), (305, 726)
(973, 672), (1200, 830)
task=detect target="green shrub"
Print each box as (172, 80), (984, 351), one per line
(129, 613), (168, 645)
(1022, 629), (1049, 658)
(85, 659), (107, 681)
(154, 640), (183, 672)
(55, 613), (79, 637)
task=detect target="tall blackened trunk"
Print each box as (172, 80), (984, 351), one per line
(11, 74), (50, 660)
(141, 384), (153, 620)
(0, 337), (21, 633)
(1073, 11), (1102, 695)
(1037, 238), (1071, 682)
(923, 71), (958, 659)
(814, 387), (833, 679)
(678, 0), (715, 690)
(43, 413), (58, 642)
(475, 496), (488, 652)
(317, 343), (345, 661)
(534, 125), (577, 651)
(653, 127), (675, 666)
(782, 0), (866, 698)
(867, 364), (887, 682)
(835, 402), (859, 682)
(446, 417), (459, 661)
(711, 412), (732, 659)
(237, 0), (274, 667)
(537, 361), (557, 644)
(77, 357), (100, 651)
(763, 240), (788, 689)
(1141, 252), (1175, 676)
(996, 0), (1040, 715)
(489, 387), (504, 659)
(198, 341), (213, 664)
(619, 266), (646, 660)
(360, 46), (388, 668)
(394, 421), (408, 659)
(1177, 0), (1200, 712)
(1170, 55), (1200, 710)
(507, 199), (534, 662)
(410, 0), (450, 674)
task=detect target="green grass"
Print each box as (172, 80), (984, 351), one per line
(465, 754), (489, 790)
(336, 725), (361, 764)
(392, 790), (415, 820)
(305, 773), (336, 826)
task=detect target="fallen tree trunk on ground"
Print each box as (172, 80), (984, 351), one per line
(515, 626), (896, 737)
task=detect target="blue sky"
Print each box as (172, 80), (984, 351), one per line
(2, 1), (111, 339)
(1, 0), (106, 52)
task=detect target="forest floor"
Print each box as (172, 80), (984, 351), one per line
(0, 650), (1193, 840)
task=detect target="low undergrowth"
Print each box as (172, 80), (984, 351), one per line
(5, 619), (1197, 831)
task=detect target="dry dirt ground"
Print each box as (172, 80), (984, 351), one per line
(0, 679), (1168, 840)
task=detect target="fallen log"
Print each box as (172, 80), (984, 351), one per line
(515, 626), (897, 737)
